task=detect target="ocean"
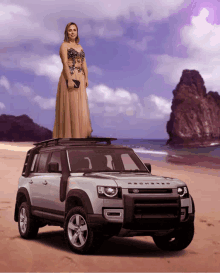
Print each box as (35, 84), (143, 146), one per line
(113, 139), (220, 169)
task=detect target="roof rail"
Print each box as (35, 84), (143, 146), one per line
(33, 137), (117, 147)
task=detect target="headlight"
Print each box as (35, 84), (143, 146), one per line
(97, 186), (119, 198)
(177, 186), (188, 198)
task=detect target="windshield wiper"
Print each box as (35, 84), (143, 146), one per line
(83, 170), (115, 175)
(119, 170), (149, 173)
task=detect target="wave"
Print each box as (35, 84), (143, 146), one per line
(133, 147), (168, 156)
(210, 142), (220, 146)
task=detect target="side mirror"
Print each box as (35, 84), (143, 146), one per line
(48, 162), (59, 172)
(144, 163), (151, 173)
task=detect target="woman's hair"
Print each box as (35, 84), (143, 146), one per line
(64, 22), (80, 43)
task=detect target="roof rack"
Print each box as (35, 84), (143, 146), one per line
(33, 137), (117, 148)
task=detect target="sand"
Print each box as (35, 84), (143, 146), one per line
(0, 142), (220, 272)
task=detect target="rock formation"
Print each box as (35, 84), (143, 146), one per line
(167, 70), (220, 146)
(0, 114), (52, 142)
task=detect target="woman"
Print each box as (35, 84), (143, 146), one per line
(53, 22), (92, 138)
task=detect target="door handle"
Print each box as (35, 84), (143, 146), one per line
(42, 180), (48, 185)
(29, 180), (33, 184)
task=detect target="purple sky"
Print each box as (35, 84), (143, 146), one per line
(1, 0), (220, 139)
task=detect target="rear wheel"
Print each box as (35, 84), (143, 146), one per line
(153, 222), (194, 251)
(18, 202), (39, 239)
(64, 207), (104, 254)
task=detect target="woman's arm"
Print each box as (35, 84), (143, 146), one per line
(82, 53), (89, 87)
(59, 43), (75, 89)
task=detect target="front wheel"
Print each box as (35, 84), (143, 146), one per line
(64, 207), (104, 254)
(153, 222), (194, 251)
(18, 202), (39, 239)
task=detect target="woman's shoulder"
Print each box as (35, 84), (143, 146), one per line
(60, 42), (68, 52)
(61, 41), (69, 48)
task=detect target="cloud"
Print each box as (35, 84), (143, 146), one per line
(180, 7), (220, 55)
(0, 0), (186, 46)
(147, 95), (171, 118)
(0, 102), (6, 110)
(127, 36), (152, 51)
(0, 53), (62, 82)
(31, 55), (62, 82)
(0, 76), (10, 91)
(87, 84), (171, 123)
(0, 75), (55, 110)
(153, 8), (220, 93)
(88, 65), (103, 76)
(13, 83), (34, 97)
(0, 76), (34, 96)
(93, 21), (124, 39)
(0, 3), (60, 44)
(33, 96), (56, 110)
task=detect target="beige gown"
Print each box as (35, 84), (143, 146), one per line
(53, 47), (92, 138)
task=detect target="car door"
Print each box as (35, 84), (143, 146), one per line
(43, 150), (65, 212)
(29, 152), (50, 209)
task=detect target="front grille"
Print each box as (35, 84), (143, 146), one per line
(123, 194), (180, 230)
(134, 195), (179, 218)
(128, 188), (172, 194)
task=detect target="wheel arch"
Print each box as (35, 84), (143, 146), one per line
(65, 189), (94, 217)
(14, 188), (31, 222)
(190, 194), (195, 214)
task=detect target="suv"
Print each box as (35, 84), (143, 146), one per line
(14, 138), (195, 254)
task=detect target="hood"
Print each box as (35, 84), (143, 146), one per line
(84, 172), (186, 188)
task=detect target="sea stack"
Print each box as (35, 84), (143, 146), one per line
(167, 69), (220, 147)
(0, 114), (52, 141)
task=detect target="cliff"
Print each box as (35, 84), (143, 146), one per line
(167, 70), (220, 147)
(0, 114), (52, 142)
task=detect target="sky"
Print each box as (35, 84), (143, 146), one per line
(1, 0), (220, 139)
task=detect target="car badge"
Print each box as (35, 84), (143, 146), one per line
(133, 189), (139, 193)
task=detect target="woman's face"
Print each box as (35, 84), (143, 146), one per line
(68, 24), (77, 41)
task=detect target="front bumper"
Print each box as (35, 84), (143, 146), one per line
(123, 193), (181, 230)
(87, 212), (194, 236)
(87, 193), (195, 236)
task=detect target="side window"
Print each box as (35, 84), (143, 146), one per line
(105, 155), (113, 169)
(84, 157), (92, 169)
(48, 151), (62, 172)
(121, 153), (138, 170)
(36, 153), (50, 173)
(30, 154), (38, 172)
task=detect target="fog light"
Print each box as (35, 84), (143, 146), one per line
(181, 208), (187, 221)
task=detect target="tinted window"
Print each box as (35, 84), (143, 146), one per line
(48, 151), (62, 172)
(30, 154), (38, 172)
(67, 148), (147, 172)
(121, 154), (138, 170)
(36, 153), (50, 173)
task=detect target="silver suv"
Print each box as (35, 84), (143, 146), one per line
(14, 138), (195, 254)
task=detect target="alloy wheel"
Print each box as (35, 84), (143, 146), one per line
(19, 207), (28, 234)
(67, 214), (88, 248)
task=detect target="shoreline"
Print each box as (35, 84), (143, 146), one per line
(0, 142), (220, 170)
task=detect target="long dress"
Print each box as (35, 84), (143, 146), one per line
(53, 47), (92, 138)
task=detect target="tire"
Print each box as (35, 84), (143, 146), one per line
(153, 222), (194, 251)
(64, 206), (104, 254)
(18, 202), (39, 239)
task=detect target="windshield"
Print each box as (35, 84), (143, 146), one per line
(67, 148), (149, 173)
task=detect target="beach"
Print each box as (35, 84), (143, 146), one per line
(0, 142), (220, 272)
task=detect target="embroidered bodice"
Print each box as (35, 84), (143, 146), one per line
(67, 48), (85, 75)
